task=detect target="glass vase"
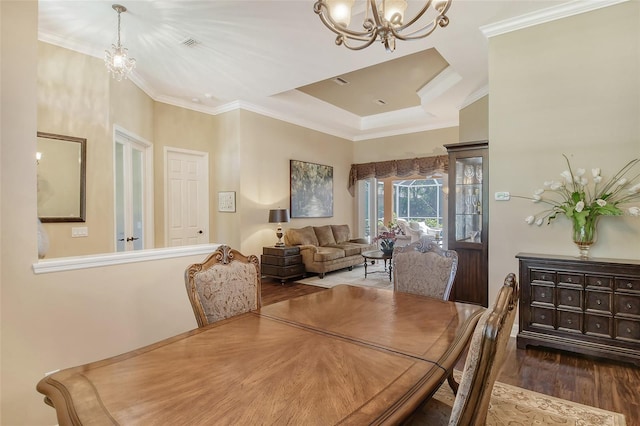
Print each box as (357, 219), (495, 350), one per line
(380, 240), (394, 255)
(572, 216), (599, 258)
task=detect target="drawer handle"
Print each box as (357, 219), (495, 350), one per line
(596, 323), (601, 329)
(540, 314), (546, 320)
(596, 299), (602, 305)
(627, 328), (632, 334)
(596, 280), (602, 286)
(567, 319), (572, 325)
(568, 296), (573, 302)
(541, 275), (547, 280)
(567, 277), (572, 283)
(627, 282), (634, 289)
(627, 303), (633, 310)
(541, 292), (546, 298)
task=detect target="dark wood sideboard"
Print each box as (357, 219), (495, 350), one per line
(516, 253), (640, 366)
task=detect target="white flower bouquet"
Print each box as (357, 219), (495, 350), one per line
(521, 155), (640, 224)
(517, 155), (640, 256)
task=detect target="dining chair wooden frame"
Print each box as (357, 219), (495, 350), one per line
(392, 236), (458, 301)
(406, 273), (519, 425)
(449, 272), (519, 425)
(185, 245), (261, 328)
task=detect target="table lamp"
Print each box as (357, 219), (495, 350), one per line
(268, 208), (290, 247)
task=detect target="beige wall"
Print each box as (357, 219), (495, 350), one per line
(238, 110), (356, 256)
(210, 109), (242, 249)
(488, 1), (640, 305)
(38, 41), (155, 257)
(38, 41), (113, 257)
(353, 126), (458, 163)
(459, 95), (488, 143)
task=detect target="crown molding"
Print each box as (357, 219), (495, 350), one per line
(353, 121), (459, 142)
(458, 85), (489, 110)
(417, 66), (462, 107)
(480, 0), (629, 38)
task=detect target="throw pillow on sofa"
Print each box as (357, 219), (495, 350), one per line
(331, 224), (351, 243)
(286, 226), (319, 246)
(314, 225), (337, 246)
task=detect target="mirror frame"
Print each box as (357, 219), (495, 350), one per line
(37, 131), (87, 223)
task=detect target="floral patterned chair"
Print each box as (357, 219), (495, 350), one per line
(406, 273), (520, 425)
(184, 245), (261, 328)
(392, 236), (458, 300)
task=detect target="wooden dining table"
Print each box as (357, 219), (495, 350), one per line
(37, 285), (485, 425)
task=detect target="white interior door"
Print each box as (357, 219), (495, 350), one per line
(165, 148), (209, 247)
(114, 128), (153, 252)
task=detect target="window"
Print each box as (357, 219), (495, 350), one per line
(358, 176), (445, 239)
(392, 179), (444, 227)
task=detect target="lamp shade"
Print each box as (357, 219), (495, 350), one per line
(268, 209), (290, 223)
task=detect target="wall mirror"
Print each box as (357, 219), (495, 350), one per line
(37, 132), (86, 222)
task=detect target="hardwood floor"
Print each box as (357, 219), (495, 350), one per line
(261, 279), (640, 425)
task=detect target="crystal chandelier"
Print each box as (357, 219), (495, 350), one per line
(105, 4), (136, 81)
(314, 0), (452, 52)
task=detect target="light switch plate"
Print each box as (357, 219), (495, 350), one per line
(71, 227), (88, 237)
(495, 192), (511, 201)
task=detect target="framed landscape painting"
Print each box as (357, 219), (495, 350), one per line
(290, 160), (333, 218)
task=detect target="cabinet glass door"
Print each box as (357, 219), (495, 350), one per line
(454, 157), (483, 243)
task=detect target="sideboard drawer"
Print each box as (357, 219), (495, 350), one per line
(531, 285), (554, 306)
(557, 288), (582, 310)
(615, 319), (640, 343)
(557, 310), (582, 333)
(614, 294), (640, 317)
(586, 291), (611, 313)
(531, 270), (556, 284)
(530, 306), (554, 328)
(585, 314), (612, 338)
(616, 277), (640, 293)
(558, 272), (584, 287)
(586, 275), (613, 290)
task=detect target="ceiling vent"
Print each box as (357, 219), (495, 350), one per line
(332, 77), (349, 86)
(181, 37), (200, 47)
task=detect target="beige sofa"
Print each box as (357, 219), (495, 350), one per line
(284, 224), (376, 278)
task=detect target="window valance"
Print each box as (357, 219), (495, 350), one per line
(348, 155), (448, 196)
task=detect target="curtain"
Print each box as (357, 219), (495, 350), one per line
(348, 155), (448, 196)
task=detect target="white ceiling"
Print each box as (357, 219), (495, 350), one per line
(37, 0), (621, 141)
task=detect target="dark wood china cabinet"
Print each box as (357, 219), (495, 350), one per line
(445, 141), (489, 307)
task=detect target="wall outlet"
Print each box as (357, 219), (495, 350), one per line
(494, 192), (511, 201)
(71, 227), (88, 237)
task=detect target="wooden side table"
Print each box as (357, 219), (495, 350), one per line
(261, 246), (305, 284)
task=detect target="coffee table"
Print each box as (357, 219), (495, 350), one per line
(362, 249), (393, 281)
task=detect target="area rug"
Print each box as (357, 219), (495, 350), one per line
(294, 263), (392, 290)
(409, 371), (626, 425)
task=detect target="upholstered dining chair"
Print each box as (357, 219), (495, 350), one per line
(406, 273), (520, 426)
(184, 245), (261, 328)
(392, 236), (458, 301)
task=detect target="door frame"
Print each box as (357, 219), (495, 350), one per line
(113, 125), (154, 251)
(163, 147), (209, 247)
